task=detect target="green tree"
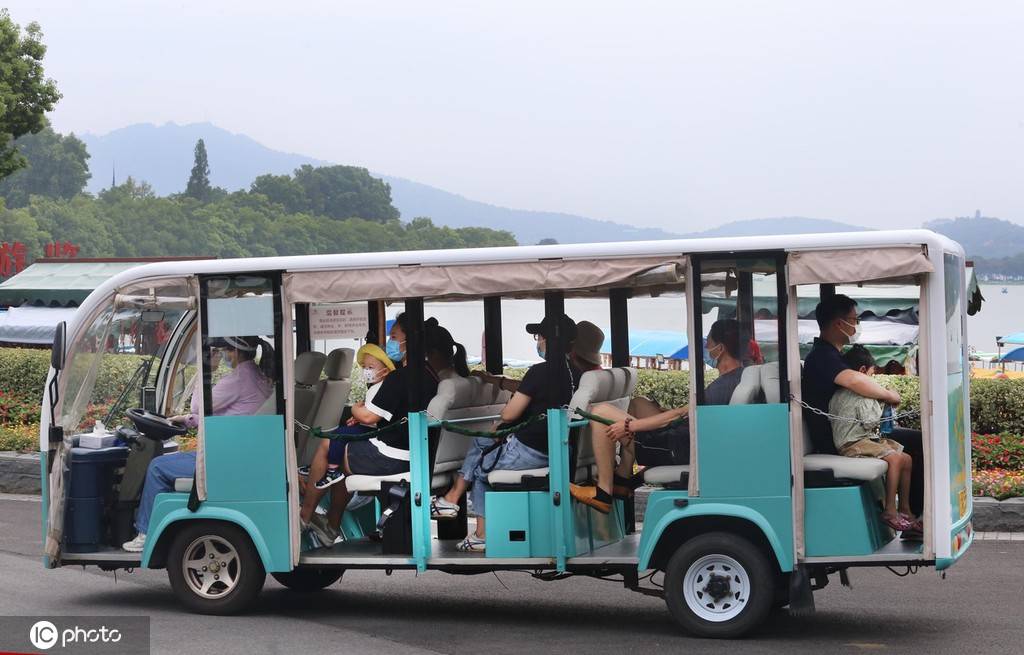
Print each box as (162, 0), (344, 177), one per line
(185, 138), (211, 201)
(0, 123), (90, 207)
(537, 237), (558, 245)
(291, 164), (400, 222)
(250, 173), (307, 214)
(0, 12), (61, 180)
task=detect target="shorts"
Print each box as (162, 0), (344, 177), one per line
(326, 425), (373, 465)
(634, 423), (689, 467)
(344, 440), (409, 476)
(839, 437), (904, 459)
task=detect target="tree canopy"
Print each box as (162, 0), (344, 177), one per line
(185, 138), (211, 201)
(0, 122), (89, 207)
(252, 164), (400, 222)
(0, 12), (61, 181)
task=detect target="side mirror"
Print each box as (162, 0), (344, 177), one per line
(51, 321), (66, 371)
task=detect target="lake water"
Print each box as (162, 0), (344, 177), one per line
(320, 285), (1021, 363)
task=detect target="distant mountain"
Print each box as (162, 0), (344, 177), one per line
(682, 216), (865, 238)
(380, 174), (681, 245)
(924, 215), (1024, 259)
(80, 122), (327, 196)
(78, 122), (680, 244)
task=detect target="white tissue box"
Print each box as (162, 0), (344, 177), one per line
(79, 433), (118, 449)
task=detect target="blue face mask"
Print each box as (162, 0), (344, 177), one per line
(385, 338), (404, 362)
(536, 343), (545, 359)
(703, 343), (723, 369)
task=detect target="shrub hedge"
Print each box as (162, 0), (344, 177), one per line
(0, 345), (1021, 446)
(0, 347), (145, 408)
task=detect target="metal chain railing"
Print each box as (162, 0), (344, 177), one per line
(788, 394), (920, 425)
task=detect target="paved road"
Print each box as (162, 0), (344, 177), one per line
(1, 494), (1021, 654)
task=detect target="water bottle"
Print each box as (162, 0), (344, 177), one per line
(880, 405), (894, 436)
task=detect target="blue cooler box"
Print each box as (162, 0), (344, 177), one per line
(64, 446), (130, 553)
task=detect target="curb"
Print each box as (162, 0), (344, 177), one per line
(0, 451), (41, 495)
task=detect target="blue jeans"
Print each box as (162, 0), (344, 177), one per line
(135, 451), (196, 534)
(464, 435), (547, 519)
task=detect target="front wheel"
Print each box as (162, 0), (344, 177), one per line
(272, 568), (344, 592)
(663, 531), (774, 638)
(167, 521), (265, 615)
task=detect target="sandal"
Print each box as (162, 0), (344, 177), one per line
(612, 473), (644, 498)
(456, 535), (485, 552)
(570, 483), (612, 514)
(882, 513), (914, 532)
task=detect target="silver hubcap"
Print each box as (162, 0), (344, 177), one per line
(682, 554), (750, 622)
(182, 535), (240, 599)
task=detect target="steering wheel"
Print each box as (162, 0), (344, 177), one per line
(126, 408), (188, 441)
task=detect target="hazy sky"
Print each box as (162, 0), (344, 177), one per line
(7, 1), (1024, 231)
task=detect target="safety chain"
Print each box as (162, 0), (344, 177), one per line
(571, 406), (688, 430)
(427, 411), (547, 439)
(788, 394), (920, 425)
(295, 417), (409, 442)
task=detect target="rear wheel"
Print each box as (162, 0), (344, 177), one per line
(167, 521), (265, 615)
(663, 531), (774, 638)
(271, 568), (344, 592)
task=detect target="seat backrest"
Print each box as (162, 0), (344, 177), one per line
(300, 350), (354, 464)
(568, 368), (638, 474)
(294, 351), (327, 425)
(428, 376), (512, 472)
(325, 347), (355, 381)
(729, 365), (764, 405)
(759, 361), (781, 403)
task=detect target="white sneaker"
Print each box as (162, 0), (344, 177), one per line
(430, 496), (459, 519)
(122, 533), (146, 552)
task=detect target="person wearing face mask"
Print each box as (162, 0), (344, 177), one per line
(299, 343), (397, 494)
(803, 294), (924, 528)
(298, 315), (466, 543)
(570, 319), (746, 514)
(123, 336), (274, 552)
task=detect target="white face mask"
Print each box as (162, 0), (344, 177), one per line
(840, 319), (861, 343)
(362, 367), (379, 384)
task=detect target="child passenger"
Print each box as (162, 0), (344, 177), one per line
(829, 345), (920, 533)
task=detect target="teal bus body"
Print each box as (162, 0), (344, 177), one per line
(143, 414), (291, 572)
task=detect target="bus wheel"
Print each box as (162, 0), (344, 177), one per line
(271, 568), (344, 592)
(663, 532), (773, 638)
(167, 522), (265, 615)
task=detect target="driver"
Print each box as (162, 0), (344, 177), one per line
(122, 336), (274, 553)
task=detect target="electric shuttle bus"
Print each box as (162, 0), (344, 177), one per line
(39, 230), (973, 638)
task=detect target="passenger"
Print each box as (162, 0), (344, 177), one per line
(432, 320), (603, 523)
(802, 294), (924, 524)
(298, 316), (468, 544)
(434, 314), (580, 552)
(830, 345), (919, 533)
(123, 336), (274, 552)
(570, 319), (744, 514)
(302, 343), (396, 491)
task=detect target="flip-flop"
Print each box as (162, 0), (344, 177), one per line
(882, 514), (914, 532)
(570, 483), (612, 514)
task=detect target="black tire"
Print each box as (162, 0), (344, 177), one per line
(663, 531), (775, 638)
(167, 521), (266, 615)
(271, 568), (344, 592)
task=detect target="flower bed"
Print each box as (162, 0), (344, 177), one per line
(973, 469), (1024, 501)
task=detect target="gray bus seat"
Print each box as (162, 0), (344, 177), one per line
(803, 421), (887, 483)
(299, 348), (354, 465)
(292, 351), (327, 462)
(486, 367), (638, 488)
(173, 477), (193, 492)
(345, 376), (510, 493)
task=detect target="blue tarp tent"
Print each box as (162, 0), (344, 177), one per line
(998, 347), (1024, 362)
(1001, 332), (1024, 346)
(600, 329), (688, 360)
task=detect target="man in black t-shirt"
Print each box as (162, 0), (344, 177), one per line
(802, 294), (901, 454)
(434, 314), (579, 553)
(802, 295), (924, 520)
